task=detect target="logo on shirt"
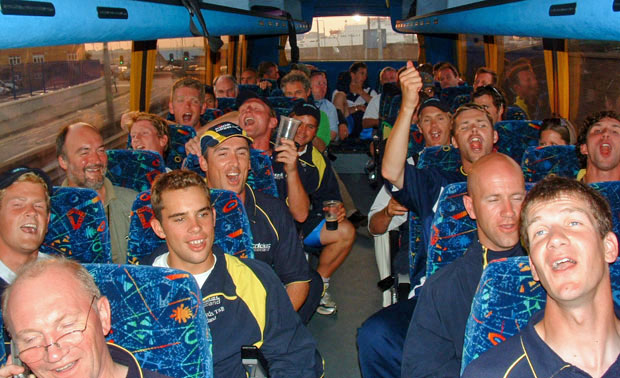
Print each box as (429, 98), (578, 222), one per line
(273, 172), (285, 180)
(253, 243), (271, 252)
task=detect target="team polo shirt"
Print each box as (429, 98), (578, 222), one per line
(401, 240), (526, 377)
(108, 343), (172, 378)
(243, 184), (310, 286)
(272, 143), (341, 224)
(201, 251), (324, 378)
(462, 309), (620, 377)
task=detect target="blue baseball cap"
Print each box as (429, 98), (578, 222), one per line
(0, 166), (53, 196)
(200, 122), (253, 154)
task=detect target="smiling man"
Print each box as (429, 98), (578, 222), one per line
(463, 176), (620, 377)
(56, 123), (137, 264)
(401, 152), (527, 377)
(577, 111), (620, 183)
(0, 167), (52, 296)
(142, 170), (323, 378)
(0, 258), (171, 378)
(196, 122), (319, 323)
(126, 112), (170, 160)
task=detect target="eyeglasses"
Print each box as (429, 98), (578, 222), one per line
(16, 296), (96, 364)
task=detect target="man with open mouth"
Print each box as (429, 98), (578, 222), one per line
(577, 111), (620, 184)
(464, 175), (620, 378)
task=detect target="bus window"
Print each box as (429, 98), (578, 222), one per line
(286, 16), (419, 62)
(567, 40), (620, 126)
(502, 36), (550, 121)
(0, 41), (131, 179)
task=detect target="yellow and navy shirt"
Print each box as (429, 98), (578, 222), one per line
(272, 143), (341, 221)
(243, 184), (310, 286)
(201, 251), (323, 378)
(108, 342), (172, 378)
(462, 309), (620, 377)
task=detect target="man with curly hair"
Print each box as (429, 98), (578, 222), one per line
(576, 111), (620, 183)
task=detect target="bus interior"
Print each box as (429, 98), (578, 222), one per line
(2, 0), (620, 376)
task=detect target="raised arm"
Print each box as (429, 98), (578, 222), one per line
(381, 61), (422, 189)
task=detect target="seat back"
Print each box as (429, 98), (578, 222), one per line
(42, 187), (112, 263)
(167, 125), (197, 170)
(439, 85), (472, 108)
(248, 149), (278, 198)
(127, 191), (165, 264)
(216, 97), (237, 113)
(200, 108), (224, 125)
(590, 181), (620, 238)
(106, 149), (165, 192)
(461, 257), (546, 373)
(267, 96), (305, 117)
(84, 264), (213, 378)
(127, 189), (254, 262)
(521, 145), (580, 182)
(425, 182), (475, 277)
(450, 93), (471, 113)
(210, 189), (255, 259)
(417, 145), (462, 172)
(495, 120), (541, 163)
(182, 154), (205, 177)
(462, 256), (620, 373)
(505, 105), (527, 120)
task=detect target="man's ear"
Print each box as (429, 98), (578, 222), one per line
(493, 129), (499, 144)
(463, 194), (477, 220)
(97, 296), (113, 336)
(268, 116), (278, 130)
(580, 143), (588, 156)
(201, 102), (207, 115)
(58, 154), (67, 170)
(169, 101), (175, 115)
(151, 218), (166, 240)
(451, 135), (459, 149)
(159, 135), (169, 150)
(528, 256), (540, 281)
(603, 231), (619, 264)
(198, 155), (208, 175)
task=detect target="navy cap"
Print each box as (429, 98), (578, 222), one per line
(0, 167), (53, 196)
(200, 122), (253, 154)
(418, 98), (451, 116)
(291, 101), (321, 123)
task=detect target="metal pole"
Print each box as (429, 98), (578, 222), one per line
(102, 42), (116, 129)
(316, 18), (320, 60)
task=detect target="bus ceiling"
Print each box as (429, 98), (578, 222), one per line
(394, 0), (620, 42)
(0, 0), (311, 49)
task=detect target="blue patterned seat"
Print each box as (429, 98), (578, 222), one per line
(182, 154), (205, 178)
(505, 105), (527, 120)
(42, 187), (112, 263)
(495, 120), (542, 163)
(0, 310), (6, 365)
(267, 96), (305, 118)
(461, 256), (620, 373)
(167, 125), (197, 170)
(425, 182), (474, 277)
(590, 181), (620, 238)
(216, 97), (237, 113)
(210, 189), (254, 259)
(106, 150), (165, 192)
(248, 149), (278, 198)
(461, 257), (546, 373)
(201, 108), (224, 124)
(439, 85), (472, 109)
(84, 264), (213, 378)
(408, 211), (424, 284)
(126, 191), (165, 264)
(417, 145), (462, 172)
(521, 145), (580, 183)
(451, 93), (471, 113)
(128, 189), (254, 263)
(406, 124), (426, 158)
(238, 84), (260, 94)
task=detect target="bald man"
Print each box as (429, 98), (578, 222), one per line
(401, 153), (527, 377)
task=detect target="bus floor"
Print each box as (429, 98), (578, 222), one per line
(308, 153), (383, 378)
